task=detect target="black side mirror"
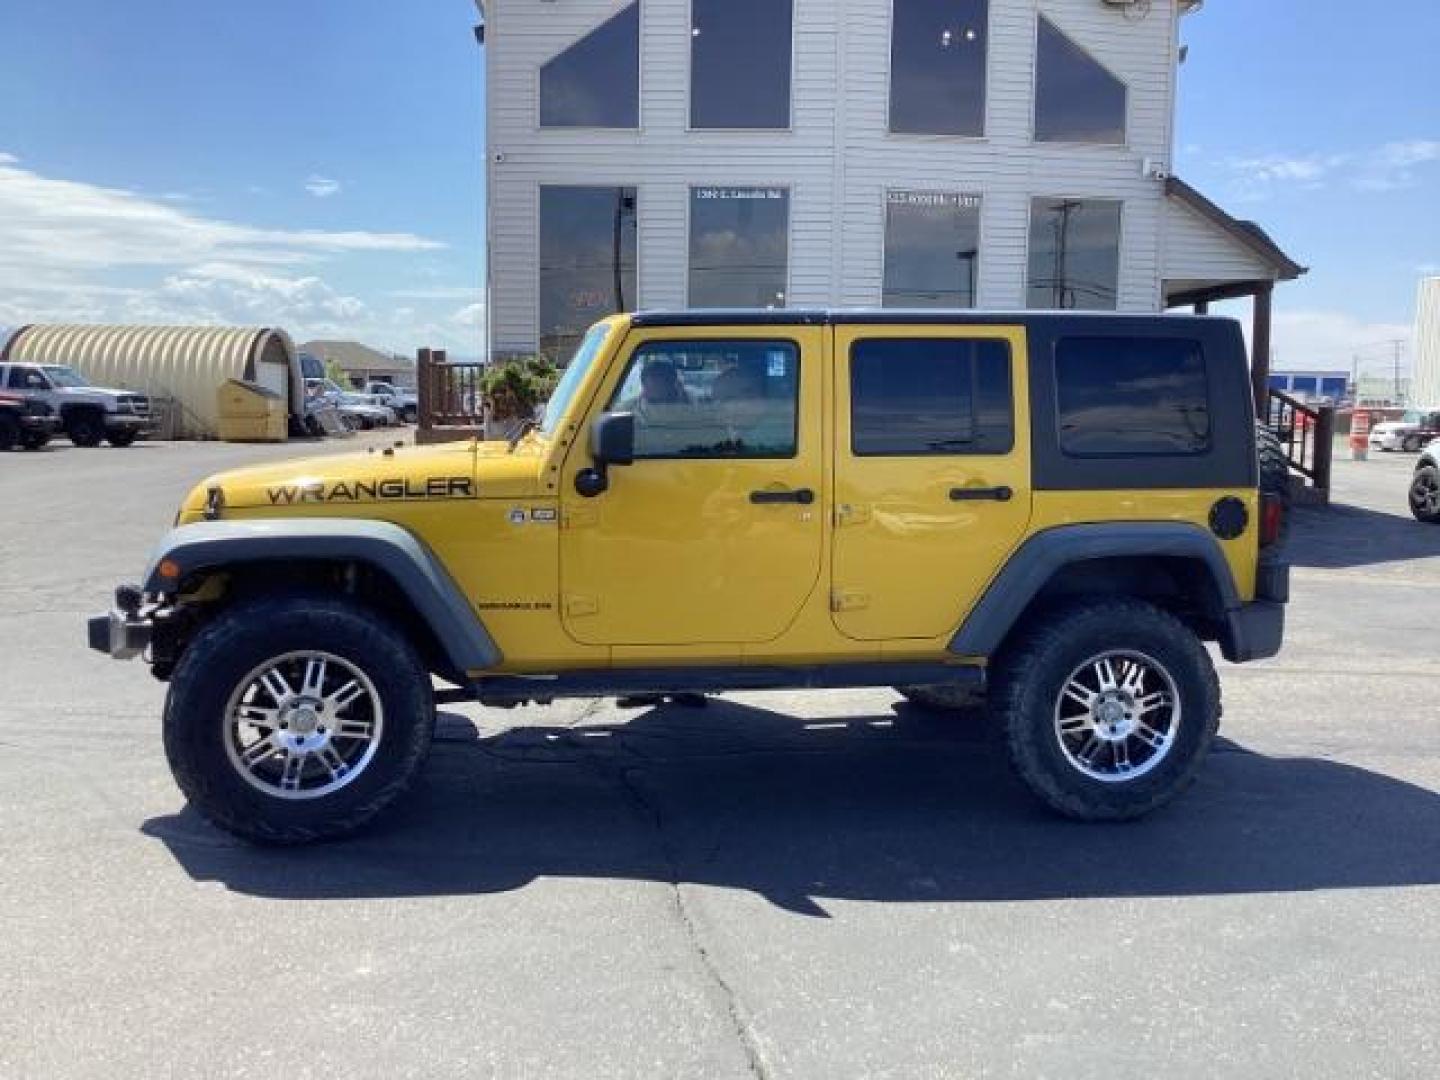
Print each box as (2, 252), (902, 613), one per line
(575, 411), (635, 497)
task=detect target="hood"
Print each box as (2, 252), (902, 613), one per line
(1372, 421), (1417, 434)
(179, 438), (550, 518)
(60, 384), (142, 401)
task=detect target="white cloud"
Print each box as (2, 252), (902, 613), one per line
(0, 154), (470, 351)
(451, 301), (486, 328)
(1217, 306), (1414, 370)
(1353, 139), (1440, 191)
(304, 174), (341, 198)
(1222, 138), (1440, 198)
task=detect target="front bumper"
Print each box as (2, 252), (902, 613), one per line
(106, 414), (154, 433)
(87, 609), (152, 660)
(1369, 432), (1403, 450)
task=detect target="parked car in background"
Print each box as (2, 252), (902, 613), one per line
(1369, 408), (1440, 453)
(304, 378), (397, 430)
(362, 381), (418, 423)
(0, 391), (60, 451)
(0, 362), (153, 447)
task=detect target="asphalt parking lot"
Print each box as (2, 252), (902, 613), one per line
(2, 436), (1437, 1079)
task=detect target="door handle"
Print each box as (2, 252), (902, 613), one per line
(949, 485), (1014, 502)
(750, 487), (815, 505)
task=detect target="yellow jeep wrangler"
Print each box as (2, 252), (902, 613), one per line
(90, 311), (1288, 843)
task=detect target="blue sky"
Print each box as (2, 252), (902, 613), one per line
(0, 0), (1435, 369)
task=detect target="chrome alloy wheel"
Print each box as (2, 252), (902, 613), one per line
(1053, 650), (1180, 783)
(223, 651), (384, 800)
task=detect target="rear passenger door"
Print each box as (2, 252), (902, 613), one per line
(830, 325), (1031, 642)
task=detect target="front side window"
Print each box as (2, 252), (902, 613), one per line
(688, 187), (789, 308)
(609, 339), (799, 458)
(539, 3), (640, 128)
(883, 191), (981, 308)
(1034, 16), (1126, 144)
(1055, 337), (1210, 456)
(850, 337), (1012, 456)
(889, 0), (988, 136)
(1026, 198), (1121, 311)
(690, 0), (793, 129)
(539, 186), (638, 362)
(42, 365), (86, 387)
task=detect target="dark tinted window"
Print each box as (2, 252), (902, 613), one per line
(609, 340), (799, 458)
(539, 186), (638, 362)
(691, 0), (792, 129)
(889, 0), (988, 136)
(689, 187), (789, 308)
(851, 338), (1012, 456)
(540, 4), (640, 128)
(1027, 198), (1121, 310)
(1055, 337), (1210, 456)
(883, 191), (981, 308)
(1034, 16), (1126, 144)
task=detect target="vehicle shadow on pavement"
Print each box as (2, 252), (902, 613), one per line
(1288, 501), (1440, 570)
(142, 699), (1440, 913)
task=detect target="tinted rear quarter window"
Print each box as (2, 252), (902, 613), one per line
(851, 338), (1013, 456)
(1055, 336), (1210, 456)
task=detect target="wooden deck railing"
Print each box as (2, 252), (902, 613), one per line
(416, 348), (487, 443)
(1264, 388), (1335, 495)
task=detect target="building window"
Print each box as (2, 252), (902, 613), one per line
(883, 191), (981, 308)
(690, 0), (793, 129)
(688, 187), (789, 308)
(889, 0), (988, 137)
(539, 186), (638, 361)
(1034, 16), (1126, 144)
(850, 337), (1012, 456)
(609, 339), (800, 458)
(539, 3), (640, 128)
(1026, 198), (1121, 310)
(1055, 337), (1210, 456)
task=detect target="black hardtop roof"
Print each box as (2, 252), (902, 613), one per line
(628, 308), (1230, 329)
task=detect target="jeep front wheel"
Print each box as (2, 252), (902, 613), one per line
(1410, 464), (1440, 523)
(162, 594), (435, 844)
(106, 429), (138, 448)
(992, 599), (1220, 821)
(64, 410), (105, 447)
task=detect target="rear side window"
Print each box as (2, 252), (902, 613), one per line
(1055, 336), (1210, 456)
(850, 338), (1013, 456)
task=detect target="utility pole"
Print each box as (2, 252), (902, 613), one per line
(1393, 339), (1405, 403)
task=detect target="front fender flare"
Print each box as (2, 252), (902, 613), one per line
(142, 519), (501, 675)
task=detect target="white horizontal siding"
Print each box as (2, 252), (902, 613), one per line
(487, 0), (1208, 354)
(1162, 198), (1274, 283)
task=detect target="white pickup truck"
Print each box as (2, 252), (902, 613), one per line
(361, 381), (418, 423)
(0, 361), (153, 447)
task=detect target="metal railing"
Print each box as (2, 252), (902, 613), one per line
(1265, 388), (1335, 493)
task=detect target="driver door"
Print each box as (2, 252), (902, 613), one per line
(559, 327), (825, 647)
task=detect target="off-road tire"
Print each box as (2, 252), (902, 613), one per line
(992, 598), (1221, 822)
(0, 413), (18, 451)
(1255, 421), (1292, 545)
(1409, 464), (1440, 524)
(106, 429), (138, 448)
(19, 429), (51, 450)
(895, 683), (985, 714)
(64, 409), (105, 448)
(162, 594), (435, 844)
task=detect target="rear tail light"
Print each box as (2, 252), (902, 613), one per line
(1259, 493), (1285, 547)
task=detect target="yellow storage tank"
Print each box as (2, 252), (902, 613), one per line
(216, 379), (288, 442)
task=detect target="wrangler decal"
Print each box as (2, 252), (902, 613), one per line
(266, 476), (476, 504)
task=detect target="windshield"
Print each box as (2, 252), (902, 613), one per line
(43, 365), (89, 388)
(540, 322), (611, 435)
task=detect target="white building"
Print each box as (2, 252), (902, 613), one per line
(1412, 278), (1440, 407)
(479, 0), (1303, 391)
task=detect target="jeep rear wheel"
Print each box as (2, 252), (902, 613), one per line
(65, 410), (105, 447)
(106, 429), (138, 448)
(19, 429), (51, 450)
(993, 599), (1220, 821)
(162, 594), (435, 844)
(0, 413), (17, 451)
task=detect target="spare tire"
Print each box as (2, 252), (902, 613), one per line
(1255, 421), (1292, 546)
